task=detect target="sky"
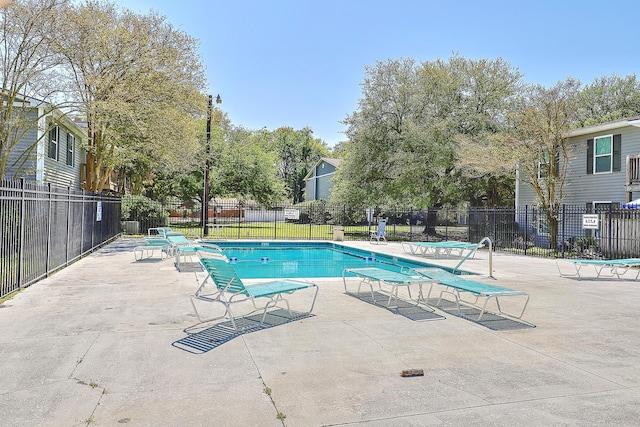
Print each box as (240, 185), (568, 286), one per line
(113, 0), (640, 148)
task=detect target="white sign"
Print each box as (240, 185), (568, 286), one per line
(96, 201), (102, 222)
(582, 214), (599, 229)
(284, 208), (300, 220)
(365, 208), (374, 223)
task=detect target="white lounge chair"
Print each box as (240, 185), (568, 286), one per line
(414, 267), (530, 322)
(191, 257), (319, 331)
(370, 221), (387, 244)
(556, 258), (640, 280)
(342, 267), (435, 307)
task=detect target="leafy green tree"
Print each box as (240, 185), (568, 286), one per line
(215, 126), (285, 206)
(577, 74), (640, 127)
(52, 0), (207, 192)
(333, 55), (521, 209)
(0, 0), (67, 179)
(459, 78), (581, 248)
(272, 126), (329, 203)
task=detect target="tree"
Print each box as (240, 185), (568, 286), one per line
(150, 119), (286, 208)
(272, 126), (329, 203)
(459, 78), (581, 249)
(214, 126), (285, 206)
(0, 0), (67, 179)
(577, 74), (640, 127)
(52, 0), (207, 192)
(333, 55), (522, 210)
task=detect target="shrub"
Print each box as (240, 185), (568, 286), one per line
(121, 194), (168, 231)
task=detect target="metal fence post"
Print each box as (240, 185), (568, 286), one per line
(18, 179), (26, 288)
(274, 208), (278, 239)
(81, 190), (85, 253)
(66, 187), (72, 264)
(237, 203), (241, 239)
(467, 205), (471, 242)
(308, 205), (312, 240)
(46, 183), (53, 277)
(492, 205), (498, 246)
(561, 204), (566, 259)
(524, 205), (528, 256)
(608, 202), (613, 257)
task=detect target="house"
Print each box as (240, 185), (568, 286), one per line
(4, 98), (86, 188)
(515, 117), (640, 250)
(304, 157), (342, 201)
(3, 99), (118, 192)
(516, 117), (640, 210)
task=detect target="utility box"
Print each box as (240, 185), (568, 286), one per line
(123, 220), (140, 235)
(333, 226), (344, 241)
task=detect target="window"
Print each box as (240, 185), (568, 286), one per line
(48, 126), (59, 160)
(538, 151), (550, 179)
(594, 135), (612, 173)
(587, 134), (621, 174)
(592, 201), (620, 212)
(532, 208), (549, 235)
(66, 133), (75, 166)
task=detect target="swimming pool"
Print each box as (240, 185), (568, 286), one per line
(212, 241), (446, 279)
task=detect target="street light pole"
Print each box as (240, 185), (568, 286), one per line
(203, 94), (222, 237)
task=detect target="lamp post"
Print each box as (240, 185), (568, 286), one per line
(203, 93), (222, 237)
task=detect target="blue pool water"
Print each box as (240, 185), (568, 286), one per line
(212, 241), (443, 279)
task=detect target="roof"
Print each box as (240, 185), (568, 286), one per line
(566, 117), (640, 138)
(320, 157), (342, 168)
(303, 157), (343, 180)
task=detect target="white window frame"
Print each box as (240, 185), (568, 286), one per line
(537, 151), (550, 179)
(533, 207), (549, 235)
(49, 126), (59, 160)
(593, 134), (613, 174)
(592, 201), (612, 212)
(66, 133), (75, 166)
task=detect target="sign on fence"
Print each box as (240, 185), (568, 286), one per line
(96, 201), (102, 222)
(365, 208), (374, 223)
(582, 214), (599, 229)
(284, 208), (300, 220)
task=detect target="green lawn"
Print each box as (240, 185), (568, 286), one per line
(161, 221), (466, 241)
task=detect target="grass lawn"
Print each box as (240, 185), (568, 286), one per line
(162, 221), (467, 241)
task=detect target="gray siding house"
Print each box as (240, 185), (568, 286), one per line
(304, 157), (342, 201)
(515, 118), (640, 247)
(5, 103), (88, 189)
(516, 118), (640, 210)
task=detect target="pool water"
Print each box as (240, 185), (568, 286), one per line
(213, 242), (442, 279)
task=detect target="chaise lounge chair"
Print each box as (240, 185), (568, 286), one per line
(191, 257), (319, 331)
(175, 243), (224, 272)
(370, 220), (387, 244)
(402, 237), (492, 273)
(342, 266), (435, 307)
(134, 237), (172, 261)
(402, 240), (481, 258)
(556, 258), (640, 280)
(413, 267), (529, 321)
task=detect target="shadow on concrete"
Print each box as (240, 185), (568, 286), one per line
(172, 309), (315, 354)
(93, 237), (142, 255)
(424, 298), (536, 331)
(347, 291), (445, 322)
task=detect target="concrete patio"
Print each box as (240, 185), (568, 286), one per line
(1, 237), (640, 426)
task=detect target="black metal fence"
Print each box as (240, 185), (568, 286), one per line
(1, 179), (121, 299)
(125, 199), (640, 259)
(468, 204), (640, 259)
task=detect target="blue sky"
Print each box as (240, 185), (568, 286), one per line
(114, 0), (640, 147)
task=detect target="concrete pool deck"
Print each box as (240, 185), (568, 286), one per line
(1, 237), (640, 426)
